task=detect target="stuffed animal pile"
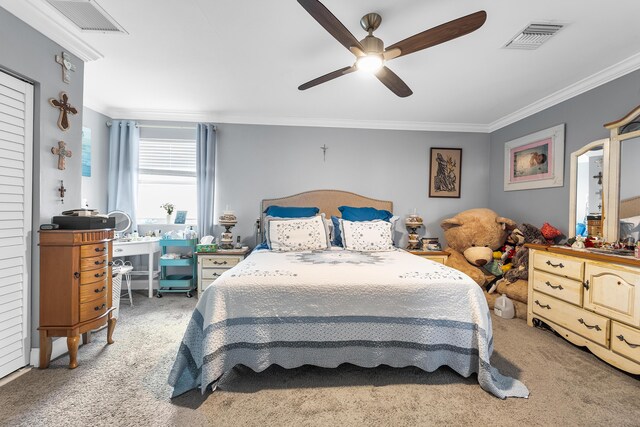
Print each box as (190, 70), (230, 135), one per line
(441, 208), (562, 320)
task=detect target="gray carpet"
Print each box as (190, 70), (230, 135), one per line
(1, 293), (639, 427)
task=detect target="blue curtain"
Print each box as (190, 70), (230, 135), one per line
(107, 120), (139, 232)
(196, 123), (216, 238)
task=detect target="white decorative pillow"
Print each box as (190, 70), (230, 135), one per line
(339, 219), (394, 252)
(267, 215), (330, 252)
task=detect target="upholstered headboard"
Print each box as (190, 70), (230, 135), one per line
(620, 196), (640, 219)
(261, 190), (393, 220)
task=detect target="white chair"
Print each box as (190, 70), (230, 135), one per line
(112, 259), (134, 307)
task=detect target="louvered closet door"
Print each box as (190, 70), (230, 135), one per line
(0, 71), (33, 379)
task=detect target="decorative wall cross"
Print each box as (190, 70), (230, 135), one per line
(320, 144), (328, 162)
(49, 92), (77, 131)
(55, 51), (76, 84)
(51, 140), (72, 170)
(593, 171), (603, 185)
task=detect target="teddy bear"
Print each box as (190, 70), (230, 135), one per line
(440, 208), (516, 288)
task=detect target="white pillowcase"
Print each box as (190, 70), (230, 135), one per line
(266, 215), (330, 252)
(339, 219), (394, 252)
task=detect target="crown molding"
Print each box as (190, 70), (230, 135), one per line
(94, 107), (491, 133)
(0, 0), (103, 62)
(488, 51), (640, 132)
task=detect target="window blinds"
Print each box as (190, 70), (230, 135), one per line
(138, 139), (196, 177)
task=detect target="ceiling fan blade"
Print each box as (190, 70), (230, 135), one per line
(385, 11), (487, 59)
(375, 66), (413, 97)
(298, 66), (356, 91)
(298, 0), (364, 53)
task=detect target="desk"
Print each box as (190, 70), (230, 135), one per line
(113, 238), (161, 298)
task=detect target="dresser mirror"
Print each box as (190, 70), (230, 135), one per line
(569, 138), (609, 239)
(605, 105), (640, 244)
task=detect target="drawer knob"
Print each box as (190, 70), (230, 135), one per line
(94, 272), (106, 278)
(94, 259), (106, 265)
(73, 272), (80, 279)
(616, 334), (640, 349)
(95, 247), (107, 252)
(578, 318), (601, 331)
(546, 260), (564, 268)
(94, 286), (106, 293)
(582, 280), (590, 290)
(213, 261), (228, 265)
(544, 281), (564, 290)
(115, 248), (123, 253)
(534, 300), (551, 310)
(94, 303), (106, 311)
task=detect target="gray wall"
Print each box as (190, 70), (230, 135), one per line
(620, 138), (640, 201)
(81, 107), (110, 213)
(0, 8), (84, 348)
(215, 124), (491, 247)
(489, 69), (640, 234)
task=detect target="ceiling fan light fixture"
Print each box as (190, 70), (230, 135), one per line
(356, 54), (384, 73)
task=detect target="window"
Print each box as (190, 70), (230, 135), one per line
(137, 138), (197, 223)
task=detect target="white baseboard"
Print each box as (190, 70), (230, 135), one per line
(29, 337), (70, 368)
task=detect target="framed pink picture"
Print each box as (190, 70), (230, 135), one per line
(504, 124), (565, 191)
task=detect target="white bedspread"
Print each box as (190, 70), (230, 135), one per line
(169, 248), (529, 399)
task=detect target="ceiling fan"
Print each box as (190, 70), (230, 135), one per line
(297, 0), (487, 97)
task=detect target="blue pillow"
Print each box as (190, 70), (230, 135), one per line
(338, 206), (393, 222)
(331, 215), (343, 247)
(263, 205), (319, 218)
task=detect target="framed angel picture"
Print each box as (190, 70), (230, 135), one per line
(429, 147), (462, 198)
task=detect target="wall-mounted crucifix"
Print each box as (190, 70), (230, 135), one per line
(51, 140), (72, 170)
(49, 92), (77, 131)
(593, 171), (603, 185)
(55, 51), (76, 84)
(320, 144), (328, 162)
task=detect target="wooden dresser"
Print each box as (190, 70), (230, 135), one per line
(527, 244), (640, 374)
(39, 229), (116, 369)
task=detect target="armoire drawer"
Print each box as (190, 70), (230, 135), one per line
(81, 254), (108, 271)
(79, 279), (108, 304)
(79, 295), (108, 322)
(533, 252), (584, 281)
(611, 322), (640, 364)
(81, 242), (109, 258)
(532, 270), (583, 306)
(80, 267), (108, 285)
(532, 291), (609, 347)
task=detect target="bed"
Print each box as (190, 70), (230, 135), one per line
(168, 190), (529, 399)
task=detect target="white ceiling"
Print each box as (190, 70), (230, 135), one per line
(4, 0), (640, 132)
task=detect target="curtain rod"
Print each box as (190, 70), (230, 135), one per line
(105, 121), (212, 130)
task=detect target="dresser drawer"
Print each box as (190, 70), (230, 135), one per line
(80, 266), (108, 285)
(81, 254), (108, 271)
(81, 242), (109, 258)
(532, 270), (583, 306)
(611, 321), (640, 364)
(532, 291), (609, 347)
(201, 256), (241, 268)
(201, 268), (227, 280)
(80, 279), (108, 304)
(79, 294), (108, 322)
(533, 252), (583, 280)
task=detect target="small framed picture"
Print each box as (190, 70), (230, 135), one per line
(429, 147), (462, 198)
(174, 210), (187, 224)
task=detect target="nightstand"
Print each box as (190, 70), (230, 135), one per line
(408, 250), (449, 264)
(196, 248), (250, 296)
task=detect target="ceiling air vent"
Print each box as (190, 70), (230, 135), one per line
(504, 23), (565, 50)
(46, 0), (128, 33)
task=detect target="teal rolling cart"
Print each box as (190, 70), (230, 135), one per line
(157, 238), (197, 298)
